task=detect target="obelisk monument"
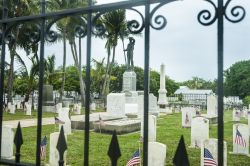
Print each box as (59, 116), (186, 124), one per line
(158, 64), (171, 113)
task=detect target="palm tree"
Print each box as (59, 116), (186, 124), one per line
(0, 0), (39, 103)
(99, 9), (129, 98)
(47, 0), (88, 105)
(44, 55), (56, 85)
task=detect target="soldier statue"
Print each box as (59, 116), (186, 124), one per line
(124, 37), (135, 70)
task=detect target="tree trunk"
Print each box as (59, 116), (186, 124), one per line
(59, 32), (67, 102)
(70, 40), (86, 106)
(7, 46), (15, 103)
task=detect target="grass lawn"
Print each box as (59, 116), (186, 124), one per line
(3, 110), (56, 121)
(16, 110), (250, 165)
(3, 107), (105, 121)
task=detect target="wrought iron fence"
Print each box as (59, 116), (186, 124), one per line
(0, 0), (246, 165)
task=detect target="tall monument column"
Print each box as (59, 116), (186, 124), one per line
(158, 64), (171, 113)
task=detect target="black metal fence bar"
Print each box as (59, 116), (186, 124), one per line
(0, 0), (172, 24)
(217, 0), (224, 165)
(84, 0), (92, 165)
(0, 0), (7, 159)
(143, 0), (151, 165)
(36, 0), (46, 165)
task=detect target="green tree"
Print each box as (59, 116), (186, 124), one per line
(64, 66), (80, 92)
(47, 0), (88, 105)
(224, 60), (250, 99)
(99, 9), (129, 97)
(0, 0), (39, 103)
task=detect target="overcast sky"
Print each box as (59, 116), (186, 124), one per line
(14, 0), (250, 82)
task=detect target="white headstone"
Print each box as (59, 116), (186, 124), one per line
(201, 138), (227, 166)
(248, 111), (250, 136)
(9, 105), (15, 114)
(181, 107), (196, 127)
(16, 102), (21, 109)
(141, 115), (157, 142)
(138, 94), (159, 118)
(58, 108), (71, 135)
(148, 142), (166, 166)
(207, 95), (217, 116)
(49, 132), (67, 166)
(122, 71), (136, 91)
(191, 116), (209, 148)
(125, 103), (138, 114)
(25, 104), (32, 116)
(90, 103), (96, 111)
(232, 109), (241, 122)
(233, 124), (249, 155)
(1, 126), (14, 158)
(107, 93), (125, 117)
(56, 103), (62, 113)
(75, 105), (81, 115)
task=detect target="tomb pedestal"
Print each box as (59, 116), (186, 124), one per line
(122, 71), (136, 92)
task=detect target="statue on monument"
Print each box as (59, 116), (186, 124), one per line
(124, 37), (135, 70)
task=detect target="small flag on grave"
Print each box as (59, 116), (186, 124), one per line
(126, 149), (140, 166)
(235, 127), (246, 147)
(204, 148), (217, 166)
(40, 136), (47, 160)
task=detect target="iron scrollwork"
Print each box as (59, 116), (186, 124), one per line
(198, 0), (245, 26)
(92, 7), (145, 37)
(224, 0), (245, 23)
(126, 8), (145, 34)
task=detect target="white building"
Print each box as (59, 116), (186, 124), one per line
(174, 86), (213, 101)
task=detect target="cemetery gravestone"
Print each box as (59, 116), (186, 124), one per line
(90, 102), (96, 111)
(9, 104), (15, 114)
(122, 71), (136, 92)
(49, 132), (67, 166)
(148, 142), (166, 166)
(58, 108), (71, 135)
(201, 138), (227, 166)
(42, 85), (54, 112)
(75, 104), (81, 115)
(107, 93), (125, 117)
(25, 103), (32, 116)
(191, 117), (209, 148)
(1, 126), (14, 159)
(141, 115), (157, 142)
(233, 124), (249, 155)
(56, 103), (62, 113)
(232, 109), (241, 122)
(207, 95), (217, 116)
(181, 107), (196, 128)
(138, 94), (159, 118)
(248, 111), (250, 136)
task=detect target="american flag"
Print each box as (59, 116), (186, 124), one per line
(185, 113), (189, 124)
(235, 128), (246, 147)
(40, 136), (47, 159)
(55, 117), (65, 124)
(204, 148), (217, 166)
(126, 149), (140, 166)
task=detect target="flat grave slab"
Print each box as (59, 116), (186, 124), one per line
(93, 118), (141, 134)
(71, 113), (125, 130)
